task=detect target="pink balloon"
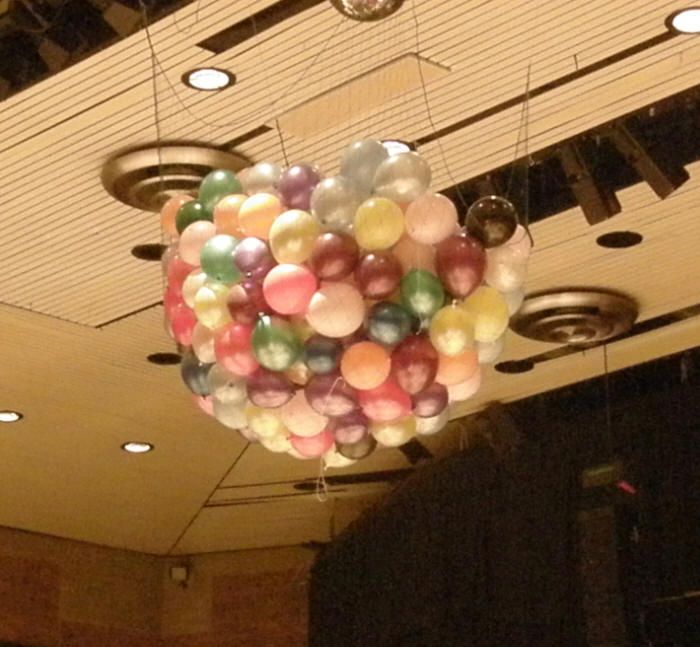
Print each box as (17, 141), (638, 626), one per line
(263, 264), (318, 315)
(306, 282), (365, 338)
(290, 429), (334, 458)
(358, 378), (412, 422)
(405, 193), (458, 245)
(447, 367), (482, 402)
(166, 255), (195, 294)
(164, 285), (185, 320)
(214, 323), (259, 376)
(179, 220), (217, 266)
(194, 394), (214, 416)
(170, 303), (197, 346)
(392, 234), (436, 274)
(280, 390), (328, 437)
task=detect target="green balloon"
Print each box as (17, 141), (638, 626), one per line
(175, 200), (212, 234)
(199, 169), (243, 211)
(367, 302), (414, 346)
(252, 316), (302, 372)
(400, 269), (445, 319)
(200, 234), (241, 284)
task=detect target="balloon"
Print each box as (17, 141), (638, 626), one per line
(212, 398), (247, 430)
(195, 394), (214, 417)
(354, 197), (404, 250)
(329, 409), (369, 444)
(309, 232), (359, 280)
(305, 373), (358, 417)
(259, 433), (293, 453)
(233, 237), (275, 281)
(246, 404), (288, 439)
(411, 382), (448, 418)
(277, 164), (322, 210)
(358, 378), (412, 422)
(194, 282), (232, 330)
(447, 367), (482, 403)
(304, 335), (342, 375)
(484, 255), (528, 293)
(269, 209), (320, 264)
(404, 192), (458, 245)
(176, 200), (212, 234)
(476, 335), (505, 364)
(179, 221), (216, 266)
(199, 169), (243, 211)
(192, 322), (216, 363)
(246, 368), (294, 408)
(435, 234), (485, 298)
(166, 255), (195, 292)
(337, 434), (377, 460)
(391, 335), (438, 394)
(340, 341), (391, 390)
(241, 162), (282, 195)
(428, 304), (475, 357)
(237, 426), (259, 443)
(503, 288), (525, 316)
(306, 282), (365, 338)
(180, 350), (212, 396)
(252, 315), (302, 372)
(200, 234), (240, 284)
(371, 416), (416, 447)
(237, 193), (283, 239)
(164, 285), (184, 319)
(263, 264), (317, 315)
(310, 176), (363, 232)
(323, 446), (357, 469)
(170, 303), (197, 346)
(214, 322), (259, 376)
(290, 430), (334, 458)
(415, 409), (450, 436)
(392, 235), (436, 274)
(161, 194), (193, 238)
(367, 301), (414, 346)
(213, 194), (246, 237)
(373, 152), (431, 203)
(466, 196), (518, 248)
(400, 269), (444, 319)
(182, 270), (208, 308)
(339, 139), (388, 195)
(226, 279), (271, 325)
(207, 363), (247, 405)
(502, 224), (532, 260)
(435, 349), (479, 386)
(461, 286), (510, 343)
(280, 390), (328, 437)
(355, 251), (402, 299)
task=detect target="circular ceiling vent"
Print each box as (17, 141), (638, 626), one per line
(510, 289), (638, 345)
(101, 144), (249, 212)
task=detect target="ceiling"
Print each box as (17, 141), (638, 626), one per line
(1, 0), (699, 555)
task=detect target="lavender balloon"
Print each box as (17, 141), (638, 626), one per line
(234, 237), (275, 280)
(277, 164), (322, 210)
(305, 373), (358, 417)
(247, 368), (295, 408)
(329, 409), (369, 444)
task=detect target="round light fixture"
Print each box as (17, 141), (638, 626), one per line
(667, 8), (700, 33)
(182, 68), (236, 91)
(0, 410), (23, 423)
(382, 139), (414, 156)
(121, 441), (154, 454)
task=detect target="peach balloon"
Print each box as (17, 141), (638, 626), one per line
(238, 193), (283, 239)
(340, 341), (391, 390)
(192, 322), (216, 363)
(161, 194), (193, 239)
(435, 349), (479, 386)
(290, 429), (334, 458)
(263, 264), (317, 315)
(447, 367), (482, 402)
(358, 378), (412, 422)
(213, 193), (247, 236)
(392, 234), (436, 273)
(179, 220), (217, 266)
(306, 282), (365, 338)
(405, 192), (458, 245)
(280, 390), (328, 437)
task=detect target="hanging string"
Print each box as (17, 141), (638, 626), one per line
(315, 458), (329, 502)
(171, 0), (203, 35)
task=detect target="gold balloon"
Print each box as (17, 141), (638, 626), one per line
(371, 416), (417, 447)
(460, 286), (510, 343)
(354, 197), (404, 250)
(269, 209), (321, 264)
(238, 193), (283, 240)
(245, 404), (288, 439)
(429, 304), (475, 356)
(193, 282), (232, 330)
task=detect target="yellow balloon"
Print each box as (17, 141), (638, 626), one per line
(429, 304), (475, 356)
(460, 286), (510, 343)
(259, 434), (293, 453)
(193, 282), (232, 330)
(182, 270), (208, 308)
(354, 197), (404, 250)
(371, 416), (417, 447)
(269, 209), (320, 264)
(245, 404), (287, 439)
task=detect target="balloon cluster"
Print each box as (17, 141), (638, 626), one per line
(160, 139), (530, 469)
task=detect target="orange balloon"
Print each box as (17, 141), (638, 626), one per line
(447, 367), (482, 402)
(340, 341), (391, 390)
(392, 234), (436, 273)
(435, 349), (479, 386)
(238, 193), (283, 240)
(213, 193), (247, 236)
(160, 194), (193, 239)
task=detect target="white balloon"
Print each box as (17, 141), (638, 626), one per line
(373, 152), (431, 203)
(339, 139), (388, 195)
(323, 446), (357, 469)
(310, 176), (364, 232)
(242, 161), (282, 195)
(415, 409), (450, 436)
(259, 433), (292, 453)
(476, 336), (505, 364)
(207, 363), (247, 405)
(213, 399), (247, 430)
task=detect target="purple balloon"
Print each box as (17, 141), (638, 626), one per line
(411, 382), (448, 418)
(277, 164), (322, 210)
(227, 279), (272, 325)
(234, 237), (275, 280)
(305, 373), (358, 417)
(246, 368), (294, 408)
(329, 409), (369, 445)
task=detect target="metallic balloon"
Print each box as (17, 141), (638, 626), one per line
(435, 234), (486, 298)
(308, 232), (359, 280)
(339, 139), (388, 195)
(304, 373), (359, 417)
(466, 196), (519, 248)
(226, 279), (271, 325)
(246, 368), (295, 408)
(212, 398), (247, 430)
(200, 234), (241, 284)
(400, 269), (445, 319)
(180, 350), (213, 396)
(411, 382), (448, 418)
(233, 237), (275, 281)
(175, 200), (212, 234)
(199, 169), (243, 211)
(373, 151), (431, 203)
(391, 335), (438, 395)
(355, 251), (402, 299)
(415, 409), (450, 436)
(242, 161), (282, 195)
(310, 176), (364, 232)
(251, 316), (302, 371)
(329, 0), (405, 21)
(304, 335), (343, 375)
(207, 363), (247, 405)
(367, 301), (414, 346)
(277, 164), (322, 211)
(337, 434), (377, 460)
(329, 409), (369, 445)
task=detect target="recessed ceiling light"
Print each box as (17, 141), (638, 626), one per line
(494, 359), (535, 374)
(0, 410), (23, 423)
(667, 8), (700, 33)
(382, 140), (414, 156)
(121, 442), (154, 454)
(596, 231), (643, 249)
(182, 68), (236, 91)
(131, 243), (167, 261)
(147, 352), (181, 366)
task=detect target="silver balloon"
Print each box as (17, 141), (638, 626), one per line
(242, 161), (282, 195)
(503, 288), (525, 315)
(213, 398), (247, 430)
(207, 363), (247, 405)
(476, 335), (505, 364)
(339, 139), (388, 195)
(310, 176), (364, 232)
(329, 0), (404, 21)
(415, 409), (449, 436)
(373, 151), (431, 202)
(484, 257), (528, 293)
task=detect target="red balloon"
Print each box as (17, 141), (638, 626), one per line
(391, 335), (438, 395)
(309, 232), (359, 280)
(290, 429), (334, 458)
(214, 323), (259, 376)
(170, 303), (197, 346)
(329, 409), (369, 444)
(164, 285), (185, 320)
(226, 279), (271, 325)
(435, 234), (485, 298)
(358, 378), (412, 422)
(411, 382), (448, 418)
(166, 255), (195, 293)
(304, 373), (358, 417)
(247, 368), (294, 408)
(354, 251), (403, 299)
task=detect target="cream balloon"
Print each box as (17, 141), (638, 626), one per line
(323, 446), (357, 469)
(279, 390), (328, 437)
(306, 282), (365, 338)
(179, 220), (216, 266)
(213, 399), (247, 430)
(415, 409), (450, 436)
(192, 322), (216, 363)
(193, 282), (232, 330)
(371, 416), (416, 447)
(404, 193), (458, 245)
(207, 363), (247, 405)
(269, 209), (320, 264)
(447, 368), (482, 403)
